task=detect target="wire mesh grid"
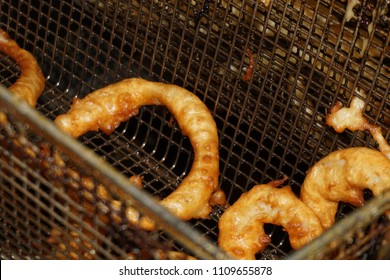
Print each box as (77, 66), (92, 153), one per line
(0, 0), (389, 259)
(0, 85), (227, 260)
(288, 190), (390, 260)
(0, 108), (163, 260)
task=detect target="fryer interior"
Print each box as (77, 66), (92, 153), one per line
(0, 0), (389, 259)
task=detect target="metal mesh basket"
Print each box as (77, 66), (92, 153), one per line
(1, 0), (389, 259)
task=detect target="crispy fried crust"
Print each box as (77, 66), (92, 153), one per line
(301, 147), (390, 229)
(55, 78), (226, 229)
(0, 29), (45, 107)
(326, 96), (390, 159)
(218, 178), (324, 260)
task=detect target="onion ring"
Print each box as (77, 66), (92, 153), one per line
(0, 29), (45, 107)
(55, 78), (226, 229)
(300, 147), (390, 229)
(304, 95), (390, 228)
(218, 178), (324, 260)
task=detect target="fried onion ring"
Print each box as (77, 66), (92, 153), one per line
(301, 147), (390, 229)
(54, 78), (226, 229)
(0, 29), (45, 107)
(218, 178), (324, 260)
(303, 95), (390, 228)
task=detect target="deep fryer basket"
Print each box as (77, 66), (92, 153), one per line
(1, 0), (390, 259)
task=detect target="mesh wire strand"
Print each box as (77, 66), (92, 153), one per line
(0, 0), (389, 259)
